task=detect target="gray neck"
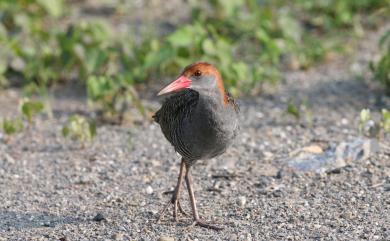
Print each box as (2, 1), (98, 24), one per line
(195, 88), (234, 130)
(197, 88), (224, 111)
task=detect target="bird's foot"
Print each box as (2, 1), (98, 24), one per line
(176, 199), (189, 217)
(189, 219), (223, 231)
(157, 196), (188, 222)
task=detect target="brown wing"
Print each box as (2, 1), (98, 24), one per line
(225, 91), (239, 113)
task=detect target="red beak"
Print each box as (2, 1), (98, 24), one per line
(157, 75), (192, 96)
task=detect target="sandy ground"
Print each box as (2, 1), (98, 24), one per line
(0, 22), (390, 241)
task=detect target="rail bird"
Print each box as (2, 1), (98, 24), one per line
(154, 62), (239, 230)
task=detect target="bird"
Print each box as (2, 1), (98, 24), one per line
(153, 62), (239, 230)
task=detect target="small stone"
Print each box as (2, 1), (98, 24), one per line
(272, 189), (284, 197)
(112, 233), (124, 240)
(229, 234), (238, 240)
(263, 151), (273, 159)
(287, 139), (378, 173)
(41, 221), (53, 227)
(158, 236), (174, 241)
(4, 154), (15, 164)
(246, 233), (252, 241)
(238, 196), (247, 207)
(341, 118), (349, 125)
(301, 145), (323, 154)
(257, 164), (279, 177)
(145, 186), (153, 194)
(93, 213), (106, 222)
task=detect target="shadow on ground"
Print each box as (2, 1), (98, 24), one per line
(294, 78), (387, 110)
(0, 211), (83, 231)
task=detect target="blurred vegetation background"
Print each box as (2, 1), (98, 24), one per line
(0, 0), (389, 125)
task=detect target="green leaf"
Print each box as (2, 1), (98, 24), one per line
(382, 109), (390, 133)
(62, 126), (69, 137)
(62, 115), (97, 143)
(379, 30), (390, 48)
(89, 119), (97, 138)
(287, 100), (300, 120)
(359, 108), (371, 134)
(167, 25), (207, 47)
(167, 26), (194, 47)
(2, 118), (23, 135)
(84, 49), (109, 75)
(202, 39), (216, 55)
(216, 0), (244, 18)
(37, 0), (64, 17)
(144, 47), (175, 69)
(360, 109), (371, 123)
(87, 76), (112, 100)
(20, 100), (44, 123)
(255, 28), (271, 44)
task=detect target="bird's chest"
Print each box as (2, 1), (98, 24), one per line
(180, 102), (236, 158)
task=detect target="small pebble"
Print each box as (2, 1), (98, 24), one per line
(93, 213), (106, 222)
(238, 196), (247, 207)
(263, 151), (273, 159)
(341, 118), (348, 125)
(41, 222), (53, 227)
(145, 186), (153, 194)
(4, 154), (15, 164)
(112, 233), (124, 240)
(158, 236), (174, 241)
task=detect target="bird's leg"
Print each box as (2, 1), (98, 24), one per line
(172, 159), (188, 219)
(185, 165), (223, 231)
(158, 158), (188, 222)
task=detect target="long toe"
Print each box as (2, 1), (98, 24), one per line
(177, 200), (188, 216)
(191, 219), (224, 231)
(158, 194), (188, 222)
(157, 198), (173, 222)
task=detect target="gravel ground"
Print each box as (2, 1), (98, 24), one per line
(1, 25), (390, 241)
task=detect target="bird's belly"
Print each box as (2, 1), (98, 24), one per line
(176, 120), (234, 160)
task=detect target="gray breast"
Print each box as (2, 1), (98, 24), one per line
(181, 96), (238, 160)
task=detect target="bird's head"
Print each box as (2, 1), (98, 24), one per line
(157, 62), (228, 104)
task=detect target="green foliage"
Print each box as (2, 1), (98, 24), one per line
(19, 99), (44, 123)
(358, 108), (371, 135)
(56, 21), (118, 81)
(0, 0), (389, 119)
(358, 108), (390, 137)
(62, 115), (96, 143)
(381, 109), (390, 133)
(371, 29), (390, 94)
(294, 0), (389, 30)
(1, 98), (44, 136)
(87, 75), (144, 121)
(0, 0), (65, 87)
(2, 117), (23, 135)
(286, 97), (313, 124)
(150, 0), (287, 92)
(287, 100), (300, 120)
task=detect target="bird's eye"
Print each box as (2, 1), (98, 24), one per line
(194, 70), (202, 77)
